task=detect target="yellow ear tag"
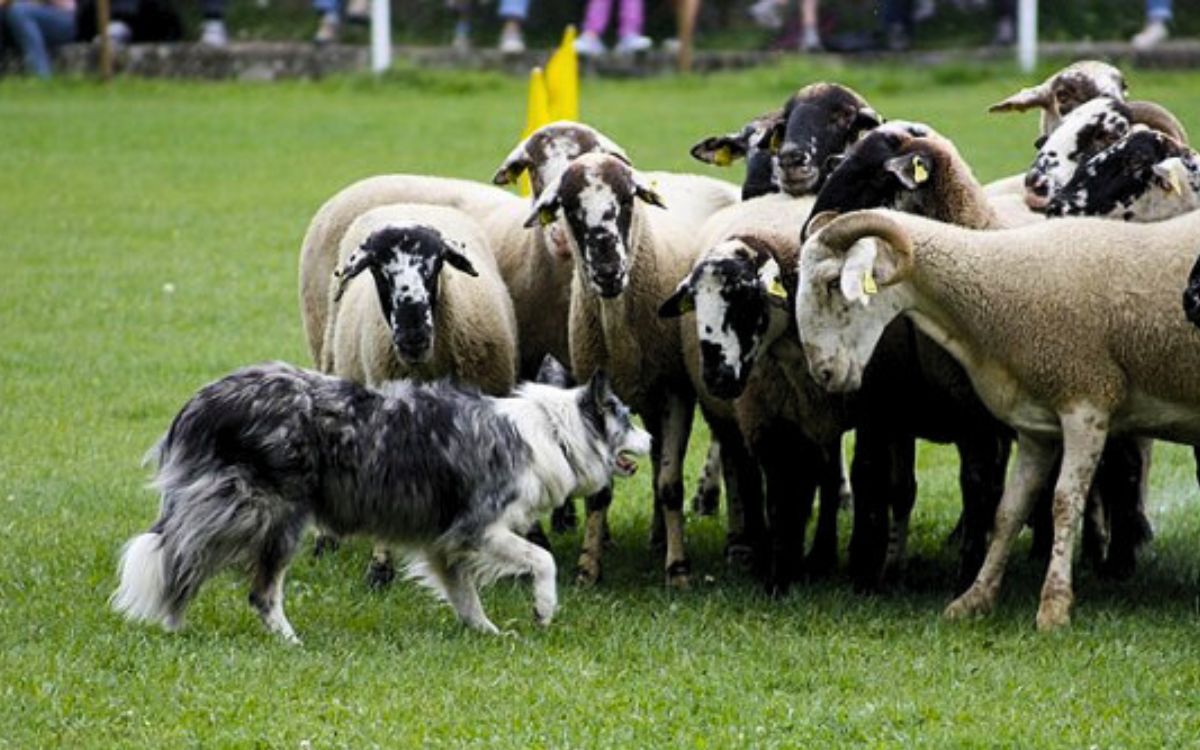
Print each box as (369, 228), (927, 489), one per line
(714, 146), (733, 167)
(508, 167), (525, 184)
(770, 130), (783, 153)
(862, 270), (878, 295)
(678, 296), (695, 314)
(538, 207), (555, 227)
(767, 277), (787, 299)
(1168, 172), (1183, 195)
(912, 159), (929, 185)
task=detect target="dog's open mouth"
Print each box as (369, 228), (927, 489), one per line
(614, 451), (640, 477)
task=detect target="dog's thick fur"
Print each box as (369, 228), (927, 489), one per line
(111, 362), (649, 642)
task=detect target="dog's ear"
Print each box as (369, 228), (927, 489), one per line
(535, 354), (575, 388)
(587, 369), (612, 403)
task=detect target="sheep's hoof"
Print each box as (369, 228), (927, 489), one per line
(312, 534), (340, 558)
(690, 486), (720, 517)
(666, 560), (691, 590)
(723, 542), (756, 571)
(575, 556), (601, 587)
(943, 588), (993, 621)
(1035, 596), (1072, 632)
(366, 559), (396, 590)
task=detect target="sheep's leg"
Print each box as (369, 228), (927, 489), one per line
(883, 438), (917, 584)
(655, 393), (696, 589)
(575, 486), (612, 586)
(366, 543), (397, 589)
(945, 432), (1056, 622)
(691, 441), (723, 517)
(1095, 437), (1153, 579)
(710, 423), (761, 570)
(806, 441), (844, 578)
(954, 432), (1012, 594)
(1036, 411), (1107, 632)
(766, 433), (820, 595)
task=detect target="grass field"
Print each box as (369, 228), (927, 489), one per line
(3, 61), (1200, 748)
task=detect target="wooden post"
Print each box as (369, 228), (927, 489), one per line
(674, 0), (699, 73)
(96, 0), (112, 81)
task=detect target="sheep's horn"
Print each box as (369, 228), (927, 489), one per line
(1127, 100), (1190, 145)
(819, 211), (914, 278)
(987, 84), (1052, 114)
(802, 210), (840, 241)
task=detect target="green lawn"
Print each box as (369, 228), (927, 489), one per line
(2, 61), (1200, 748)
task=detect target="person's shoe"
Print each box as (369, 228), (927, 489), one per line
(990, 16), (1014, 46)
(800, 26), (822, 52)
(313, 13), (339, 45)
(748, 0), (785, 30)
(346, 0), (369, 26)
(105, 19), (132, 47)
(661, 37), (681, 55)
(614, 33), (651, 55)
(200, 19), (228, 47)
(498, 23), (525, 55)
(575, 31), (607, 57)
(452, 27), (471, 53)
(1131, 20), (1169, 49)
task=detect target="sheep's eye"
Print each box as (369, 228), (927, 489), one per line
(826, 278), (841, 295)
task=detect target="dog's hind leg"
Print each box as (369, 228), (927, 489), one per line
(249, 516), (306, 645)
(481, 526), (558, 627)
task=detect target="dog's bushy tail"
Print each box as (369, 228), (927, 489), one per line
(111, 532), (173, 627)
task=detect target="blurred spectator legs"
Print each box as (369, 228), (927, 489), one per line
(497, 0), (528, 55)
(3, 0), (76, 77)
(1132, 0), (1172, 48)
(576, 0), (650, 58)
(311, 0), (339, 43)
(991, 0), (1015, 46)
(880, 0), (912, 51)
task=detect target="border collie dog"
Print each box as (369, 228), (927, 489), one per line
(111, 361), (650, 642)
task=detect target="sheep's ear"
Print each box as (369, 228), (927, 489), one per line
(333, 247), (375, 301)
(852, 107), (883, 135)
(803, 210), (840, 241)
(657, 276), (695, 318)
(634, 176), (667, 209)
(524, 189), (562, 229)
(493, 140), (534, 186)
(440, 240), (479, 277)
(1033, 134), (1048, 150)
(988, 84), (1052, 114)
(885, 153), (932, 190)
(756, 119), (786, 154)
(690, 134), (748, 167)
(1151, 159), (1186, 195)
(838, 237), (908, 305)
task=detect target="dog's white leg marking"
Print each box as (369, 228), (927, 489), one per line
(256, 567), (301, 646)
(483, 527), (558, 626)
(1036, 408), (1107, 632)
(945, 432), (1056, 622)
(430, 554), (498, 635)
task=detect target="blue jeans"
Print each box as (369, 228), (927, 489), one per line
(312, 0), (528, 21)
(1147, 0), (1172, 23)
(3, 2), (76, 78)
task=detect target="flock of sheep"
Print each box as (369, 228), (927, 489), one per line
(296, 59), (1200, 631)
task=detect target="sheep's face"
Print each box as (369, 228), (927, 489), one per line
(334, 224), (478, 365)
(525, 154), (665, 299)
(1047, 129), (1200, 222)
(803, 122), (934, 238)
(1184, 254), (1200, 329)
(1025, 98), (1131, 210)
(768, 84), (882, 196)
(1049, 63), (1127, 119)
(690, 110), (783, 199)
(658, 238), (786, 399)
(797, 230), (908, 393)
(493, 121), (630, 197)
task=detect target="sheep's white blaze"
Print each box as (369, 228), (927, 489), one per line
(1029, 98), (1130, 201)
(692, 270), (744, 377)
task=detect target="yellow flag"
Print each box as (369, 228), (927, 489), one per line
(519, 67), (551, 196)
(545, 25), (580, 122)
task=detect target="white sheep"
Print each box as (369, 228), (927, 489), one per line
(796, 207), (1200, 630)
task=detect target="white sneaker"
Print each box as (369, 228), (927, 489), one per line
(574, 31), (607, 57)
(498, 24), (525, 55)
(614, 33), (651, 55)
(800, 27), (821, 52)
(105, 19), (132, 46)
(346, 0), (370, 23)
(661, 37), (681, 54)
(748, 0), (784, 30)
(1132, 20), (1169, 49)
(313, 12), (339, 44)
(200, 19), (228, 47)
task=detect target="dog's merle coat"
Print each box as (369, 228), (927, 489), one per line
(112, 362), (649, 641)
